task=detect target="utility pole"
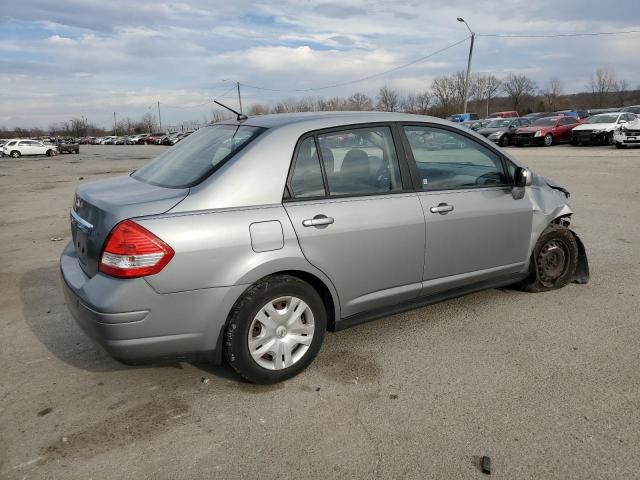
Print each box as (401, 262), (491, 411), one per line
(457, 18), (475, 115)
(236, 81), (243, 114)
(157, 101), (162, 132)
(113, 112), (117, 135)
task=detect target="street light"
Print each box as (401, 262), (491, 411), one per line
(457, 17), (475, 115)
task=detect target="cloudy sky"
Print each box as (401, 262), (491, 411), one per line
(1, 0), (639, 128)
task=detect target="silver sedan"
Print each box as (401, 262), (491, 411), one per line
(61, 111), (589, 383)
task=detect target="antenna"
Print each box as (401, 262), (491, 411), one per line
(213, 100), (248, 122)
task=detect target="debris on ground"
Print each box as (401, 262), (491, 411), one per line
(37, 407), (53, 417)
(201, 377), (210, 384)
(481, 455), (491, 475)
(49, 237), (64, 242)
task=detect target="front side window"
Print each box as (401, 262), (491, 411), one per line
(403, 126), (508, 190)
(133, 124), (265, 188)
(317, 126), (402, 196)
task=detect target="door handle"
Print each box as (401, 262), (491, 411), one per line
(430, 203), (454, 215)
(302, 215), (334, 227)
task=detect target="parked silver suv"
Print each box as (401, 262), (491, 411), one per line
(61, 112), (589, 383)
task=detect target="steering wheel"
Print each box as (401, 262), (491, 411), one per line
(475, 172), (503, 186)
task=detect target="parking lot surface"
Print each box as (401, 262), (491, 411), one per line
(1, 144), (639, 479)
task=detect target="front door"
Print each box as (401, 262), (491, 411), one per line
(401, 124), (533, 294)
(284, 126), (425, 318)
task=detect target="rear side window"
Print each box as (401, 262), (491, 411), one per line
(133, 124), (264, 188)
(403, 126), (508, 190)
(317, 126), (402, 196)
(290, 137), (325, 198)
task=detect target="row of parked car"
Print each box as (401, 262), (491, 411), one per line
(0, 137), (80, 158)
(455, 106), (640, 148)
(79, 131), (193, 146)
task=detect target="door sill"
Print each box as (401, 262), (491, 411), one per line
(332, 273), (526, 332)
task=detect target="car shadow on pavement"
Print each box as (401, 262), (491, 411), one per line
(20, 264), (144, 372)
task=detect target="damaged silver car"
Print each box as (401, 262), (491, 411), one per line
(61, 111), (589, 383)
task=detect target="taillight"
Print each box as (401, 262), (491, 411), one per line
(99, 220), (174, 278)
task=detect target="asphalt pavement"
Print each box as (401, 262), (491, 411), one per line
(1, 144), (639, 479)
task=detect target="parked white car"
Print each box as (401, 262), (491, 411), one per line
(2, 139), (58, 158)
(614, 117), (640, 148)
(571, 112), (636, 146)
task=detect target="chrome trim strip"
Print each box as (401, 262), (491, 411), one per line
(70, 208), (93, 233)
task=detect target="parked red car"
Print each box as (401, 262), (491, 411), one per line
(143, 133), (166, 144)
(488, 111), (519, 118)
(513, 116), (580, 146)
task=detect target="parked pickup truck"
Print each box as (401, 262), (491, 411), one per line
(54, 138), (80, 154)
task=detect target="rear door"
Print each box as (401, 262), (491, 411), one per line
(284, 125), (425, 318)
(17, 141), (33, 155)
(400, 124), (533, 294)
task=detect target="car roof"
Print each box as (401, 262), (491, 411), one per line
(221, 111), (452, 131)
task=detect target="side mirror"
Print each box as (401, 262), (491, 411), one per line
(514, 167), (532, 187)
(509, 124), (516, 129)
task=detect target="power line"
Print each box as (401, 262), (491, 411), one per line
(478, 29), (640, 38)
(161, 84), (237, 109)
(239, 36), (471, 93)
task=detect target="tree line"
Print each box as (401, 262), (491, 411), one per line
(1, 68), (637, 139)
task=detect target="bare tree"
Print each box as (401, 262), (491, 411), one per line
(589, 68), (616, 108)
(483, 75), (503, 117)
(376, 85), (400, 112)
(431, 75), (457, 115)
(141, 112), (157, 133)
(614, 79), (629, 107)
(451, 71), (467, 108)
(542, 77), (563, 111)
(502, 73), (537, 112)
(347, 92), (373, 111)
(247, 103), (269, 116)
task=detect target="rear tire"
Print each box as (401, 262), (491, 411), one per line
(46, 149), (53, 156)
(499, 135), (510, 147)
(520, 224), (578, 293)
(224, 275), (326, 384)
(10, 150), (20, 158)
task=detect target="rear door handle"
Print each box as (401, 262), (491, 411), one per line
(430, 203), (454, 215)
(302, 215), (334, 227)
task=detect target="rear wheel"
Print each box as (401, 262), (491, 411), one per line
(543, 134), (553, 146)
(46, 149), (54, 156)
(225, 275), (326, 383)
(520, 224), (578, 293)
(10, 150), (20, 158)
(499, 135), (510, 147)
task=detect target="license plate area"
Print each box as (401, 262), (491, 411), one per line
(70, 210), (92, 266)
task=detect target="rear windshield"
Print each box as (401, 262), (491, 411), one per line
(586, 114), (618, 124)
(132, 124), (265, 188)
(486, 119), (511, 128)
(532, 118), (557, 127)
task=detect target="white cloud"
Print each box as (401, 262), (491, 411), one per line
(0, 0), (639, 128)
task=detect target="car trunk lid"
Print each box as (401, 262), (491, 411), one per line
(70, 175), (188, 277)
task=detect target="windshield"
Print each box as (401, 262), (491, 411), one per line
(132, 124), (265, 188)
(586, 114), (619, 124)
(532, 118), (557, 127)
(486, 119), (511, 128)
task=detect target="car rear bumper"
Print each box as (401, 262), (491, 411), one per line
(60, 241), (248, 364)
